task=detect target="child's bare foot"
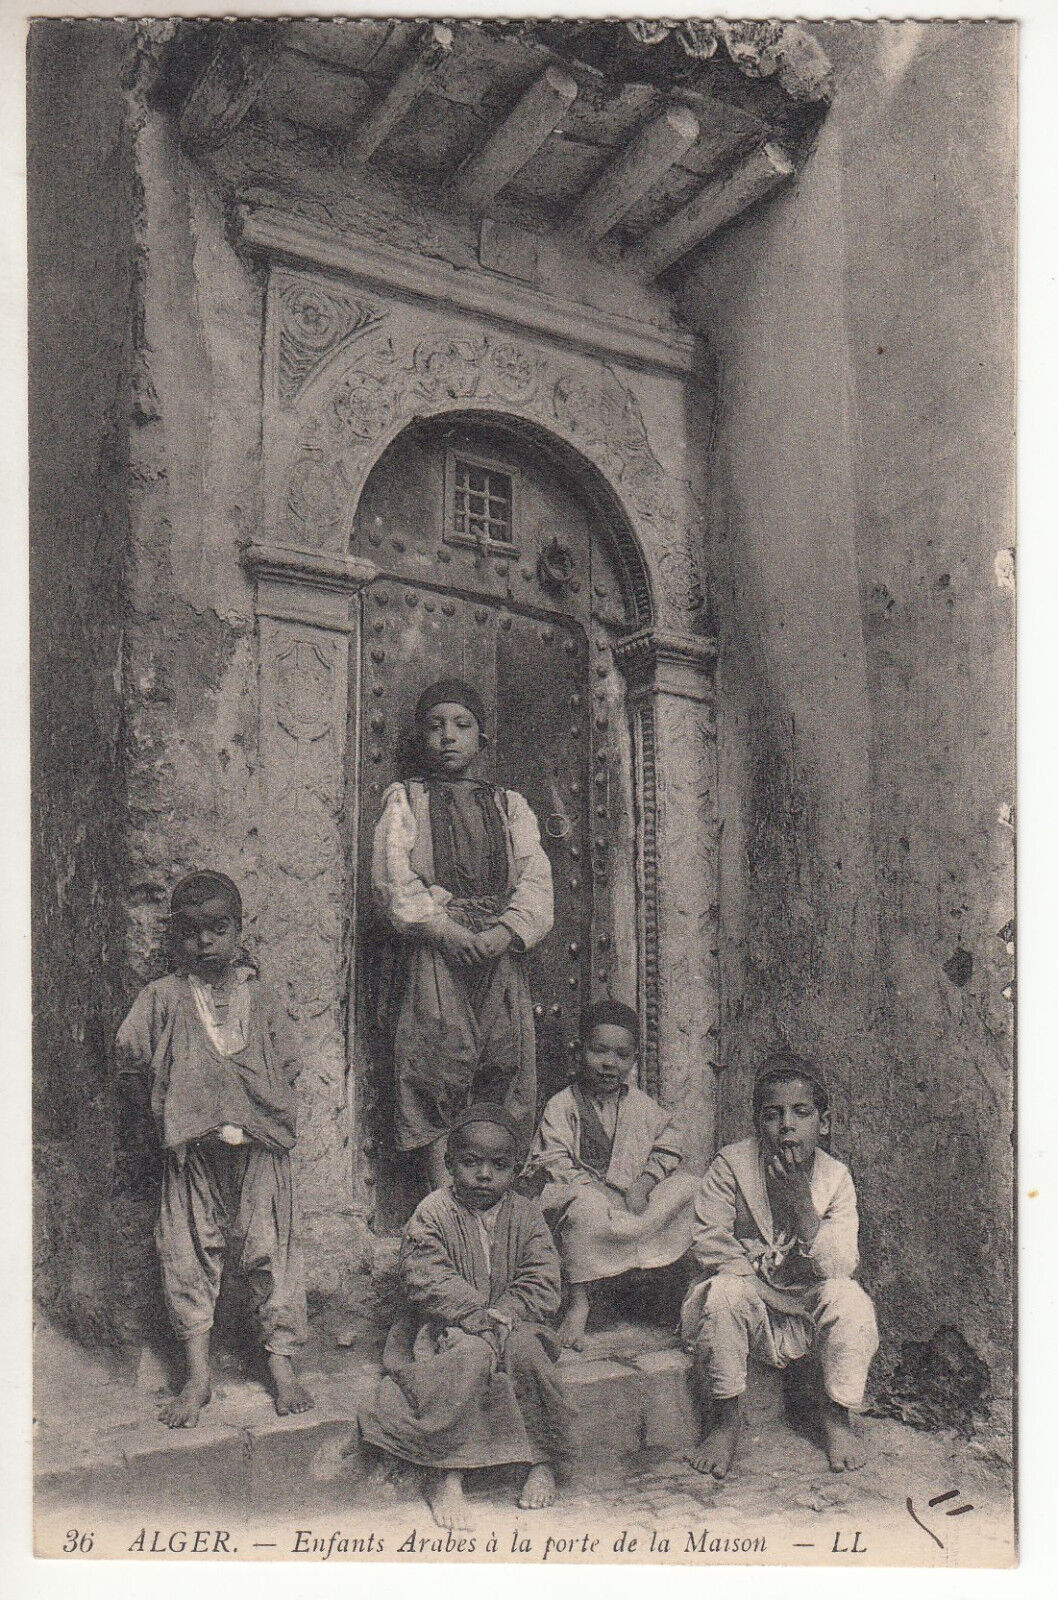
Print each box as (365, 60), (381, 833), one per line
(425, 1469), (471, 1529)
(688, 1396), (741, 1478)
(159, 1332), (211, 1427)
(558, 1285), (591, 1349)
(159, 1376), (212, 1428)
(820, 1400), (867, 1472)
(519, 1463), (557, 1509)
(268, 1353), (315, 1416)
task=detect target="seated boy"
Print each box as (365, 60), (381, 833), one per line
(681, 1049), (878, 1478)
(359, 1104), (574, 1530)
(524, 1000), (698, 1349)
(115, 870), (312, 1427)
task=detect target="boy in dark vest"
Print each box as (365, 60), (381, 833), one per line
(372, 679), (553, 1190)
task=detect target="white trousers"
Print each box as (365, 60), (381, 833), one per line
(689, 1274), (878, 1408)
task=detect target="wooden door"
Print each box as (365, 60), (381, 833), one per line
(350, 415), (633, 1226)
(355, 578), (592, 1222)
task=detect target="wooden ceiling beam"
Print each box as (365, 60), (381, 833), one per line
(626, 142), (795, 278)
(448, 65), (579, 214)
(346, 22), (454, 166)
(567, 104), (700, 245)
(179, 25), (290, 152)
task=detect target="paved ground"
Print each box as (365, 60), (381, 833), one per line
(34, 1321), (1014, 1567)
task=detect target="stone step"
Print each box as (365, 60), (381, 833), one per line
(35, 1333), (802, 1516)
(36, 1342), (698, 1512)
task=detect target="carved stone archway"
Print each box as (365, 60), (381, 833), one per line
(242, 242), (721, 1275)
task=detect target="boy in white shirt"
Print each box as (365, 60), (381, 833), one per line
(681, 1050), (877, 1477)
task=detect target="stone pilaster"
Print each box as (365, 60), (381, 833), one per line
(616, 627), (719, 1167)
(244, 541), (378, 1288)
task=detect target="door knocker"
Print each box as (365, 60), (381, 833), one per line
(537, 537), (576, 596)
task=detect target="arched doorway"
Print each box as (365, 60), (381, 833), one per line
(350, 413), (652, 1225)
(245, 318), (720, 1284)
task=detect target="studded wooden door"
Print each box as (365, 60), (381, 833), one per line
(356, 581), (593, 1214)
(351, 416), (634, 1226)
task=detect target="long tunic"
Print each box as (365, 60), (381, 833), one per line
(679, 1135), (862, 1340)
(359, 1187), (574, 1468)
(679, 1136), (875, 1404)
(372, 778), (553, 1150)
(524, 1083), (698, 1285)
(115, 971), (307, 1351)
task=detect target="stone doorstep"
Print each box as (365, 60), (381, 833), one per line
(35, 1342), (715, 1510)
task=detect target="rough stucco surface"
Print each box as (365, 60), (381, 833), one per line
(28, 21), (154, 1346)
(682, 21), (1015, 1448)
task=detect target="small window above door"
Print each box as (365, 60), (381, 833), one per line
(443, 448), (520, 557)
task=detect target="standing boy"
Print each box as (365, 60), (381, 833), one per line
(525, 1000), (698, 1348)
(681, 1049), (878, 1477)
(115, 870), (312, 1427)
(372, 679), (553, 1191)
(359, 1103), (574, 1529)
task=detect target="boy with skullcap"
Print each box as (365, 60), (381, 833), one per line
(372, 679), (553, 1191)
(681, 1049), (878, 1478)
(524, 999), (698, 1348)
(359, 1103), (574, 1529)
(115, 870), (312, 1427)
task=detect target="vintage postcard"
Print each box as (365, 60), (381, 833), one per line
(17, 2), (1028, 1578)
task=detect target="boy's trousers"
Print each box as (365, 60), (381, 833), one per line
(688, 1274), (878, 1408)
(156, 1136), (308, 1355)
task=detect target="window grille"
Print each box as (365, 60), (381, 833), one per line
(444, 450), (519, 555)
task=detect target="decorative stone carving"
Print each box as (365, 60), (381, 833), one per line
(275, 271), (387, 405)
(551, 369), (648, 462)
(330, 371), (394, 440)
(287, 453), (354, 532)
(486, 340), (540, 404)
(246, 543), (380, 1225)
(615, 627), (717, 704)
(411, 336), (488, 400)
(270, 288), (707, 626)
(613, 625), (718, 1118)
(650, 689), (721, 1161)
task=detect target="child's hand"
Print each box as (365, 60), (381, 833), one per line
(765, 1148), (820, 1242)
(623, 1176), (655, 1215)
(434, 917), (481, 966)
(460, 1309), (503, 1356)
(471, 924), (513, 962)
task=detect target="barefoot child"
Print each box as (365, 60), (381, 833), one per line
(682, 1050), (878, 1479)
(359, 1104), (574, 1528)
(115, 871), (313, 1427)
(372, 679), (553, 1191)
(524, 1000), (698, 1349)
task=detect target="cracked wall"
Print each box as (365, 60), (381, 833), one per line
(29, 20), (148, 1346)
(682, 20), (1016, 1449)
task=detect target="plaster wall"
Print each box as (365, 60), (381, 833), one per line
(36, 43), (715, 1328)
(29, 21), (149, 1345)
(682, 21), (1016, 1442)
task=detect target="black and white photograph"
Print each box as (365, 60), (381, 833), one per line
(14, 4), (1031, 1574)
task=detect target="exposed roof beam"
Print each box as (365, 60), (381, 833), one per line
(346, 22), (453, 166)
(567, 104), (700, 245)
(179, 25), (290, 152)
(626, 141), (794, 278)
(448, 65), (579, 214)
